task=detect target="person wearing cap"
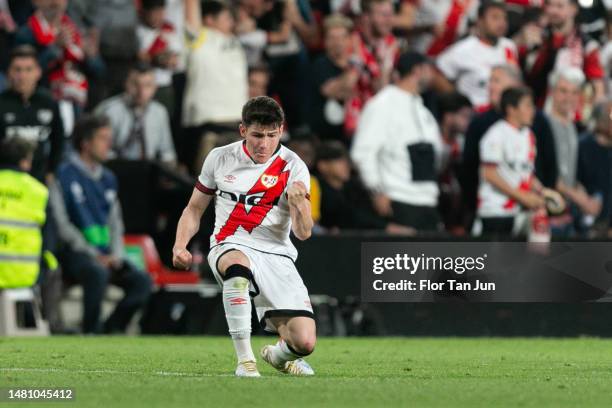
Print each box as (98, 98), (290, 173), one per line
(351, 51), (443, 232)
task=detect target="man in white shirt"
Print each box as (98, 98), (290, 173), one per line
(351, 51), (443, 231)
(182, 0), (248, 174)
(434, 1), (518, 110)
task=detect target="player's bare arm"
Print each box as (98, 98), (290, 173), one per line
(288, 180), (313, 240)
(482, 164), (544, 210)
(172, 189), (213, 269)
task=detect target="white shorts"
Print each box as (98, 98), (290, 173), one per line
(207, 243), (314, 333)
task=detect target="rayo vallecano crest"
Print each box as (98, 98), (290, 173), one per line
(260, 174), (278, 188)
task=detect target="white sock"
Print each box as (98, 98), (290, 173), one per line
(222, 276), (255, 362)
(269, 339), (300, 365)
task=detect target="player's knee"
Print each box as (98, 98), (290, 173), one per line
(222, 264), (253, 283)
(291, 334), (316, 356)
(218, 251), (250, 276)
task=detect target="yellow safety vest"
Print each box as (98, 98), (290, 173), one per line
(0, 169), (48, 288)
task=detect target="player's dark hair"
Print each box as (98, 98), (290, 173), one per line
(241, 96), (285, 128)
(141, 0), (166, 10)
(0, 138), (36, 167)
(478, 0), (506, 18)
(72, 114), (111, 152)
(8, 45), (39, 67)
(201, 0), (229, 19)
(500, 87), (532, 117)
(129, 61), (155, 75)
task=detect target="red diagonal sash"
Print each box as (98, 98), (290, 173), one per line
(215, 156), (289, 242)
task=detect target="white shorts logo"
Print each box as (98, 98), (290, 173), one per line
(261, 174), (278, 188)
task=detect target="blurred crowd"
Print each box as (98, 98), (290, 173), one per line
(3, 0), (612, 331)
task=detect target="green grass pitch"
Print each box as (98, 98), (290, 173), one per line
(1, 336), (611, 407)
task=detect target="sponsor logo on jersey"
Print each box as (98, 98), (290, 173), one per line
(260, 174), (278, 189)
(215, 156), (289, 242)
(224, 175), (236, 183)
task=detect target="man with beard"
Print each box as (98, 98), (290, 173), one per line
(522, 0), (604, 107)
(351, 51), (443, 231)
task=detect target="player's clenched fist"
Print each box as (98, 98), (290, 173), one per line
(173, 248), (192, 270)
(287, 181), (308, 207)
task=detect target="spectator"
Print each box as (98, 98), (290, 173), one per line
(577, 100), (612, 236)
(0, 46), (64, 182)
(546, 67), (601, 235)
(49, 115), (152, 334)
(436, 92), (473, 235)
(600, 11), (612, 96)
(68, 0), (139, 100)
(287, 138), (321, 225)
(136, 0), (181, 115)
(310, 14), (357, 144)
(435, 0), (518, 110)
(182, 0), (248, 174)
(0, 137), (48, 289)
(351, 52), (443, 231)
(317, 141), (414, 234)
(345, 0), (400, 135)
(408, 0), (477, 57)
(476, 87), (545, 236)
(522, 0), (605, 107)
(95, 63), (177, 165)
(239, 0), (317, 131)
(248, 64), (270, 98)
(462, 64), (559, 228)
(15, 0), (105, 117)
(0, 0), (17, 92)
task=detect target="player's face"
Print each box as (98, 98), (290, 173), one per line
(551, 77), (580, 118)
(240, 123), (283, 164)
(516, 95), (535, 127)
(8, 57), (41, 96)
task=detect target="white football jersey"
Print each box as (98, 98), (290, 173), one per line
(436, 36), (518, 109)
(478, 120), (536, 218)
(197, 141), (310, 260)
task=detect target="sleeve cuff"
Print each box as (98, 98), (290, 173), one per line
(195, 181), (216, 195)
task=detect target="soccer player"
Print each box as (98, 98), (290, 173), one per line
(172, 96), (316, 377)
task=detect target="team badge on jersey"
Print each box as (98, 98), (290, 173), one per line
(260, 174), (278, 189)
